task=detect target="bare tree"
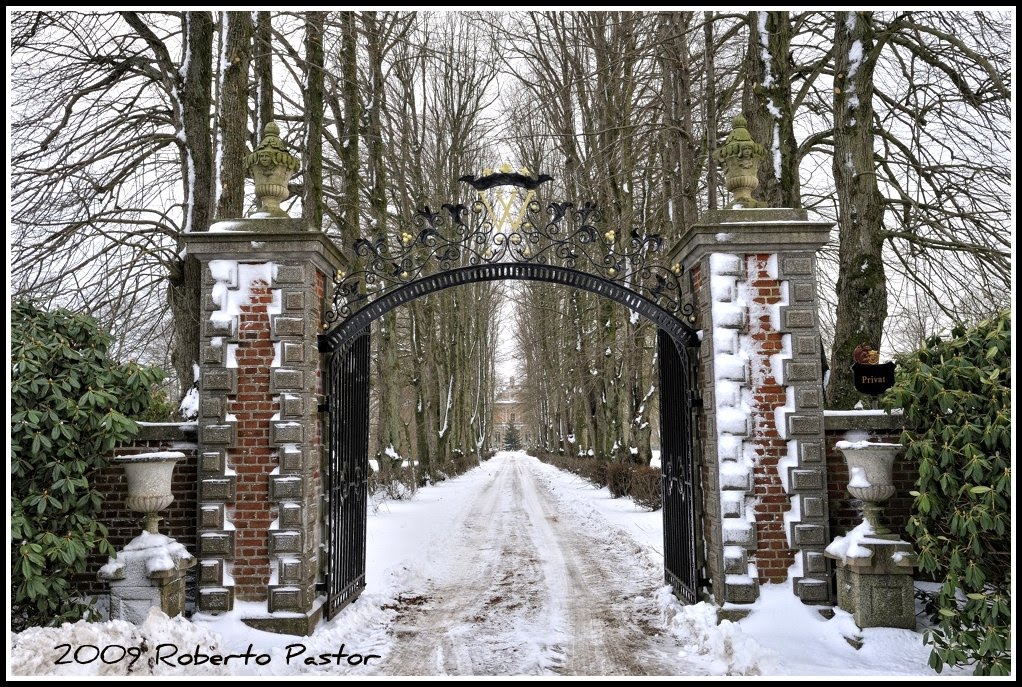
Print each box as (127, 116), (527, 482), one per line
(820, 10), (1010, 406)
(11, 11), (217, 391)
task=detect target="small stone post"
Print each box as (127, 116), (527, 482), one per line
(184, 122), (344, 634)
(671, 115), (834, 606)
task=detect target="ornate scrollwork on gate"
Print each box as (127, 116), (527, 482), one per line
(324, 169), (692, 326)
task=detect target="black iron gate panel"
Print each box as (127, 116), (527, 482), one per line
(324, 327), (370, 618)
(658, 328), (701, 604)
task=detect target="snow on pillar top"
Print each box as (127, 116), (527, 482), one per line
(713, 115), (768, 210)
(243, 122), (301, 218)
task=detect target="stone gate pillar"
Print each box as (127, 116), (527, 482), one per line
(671, 116), (833, 606)
(184, 124), (344, 634)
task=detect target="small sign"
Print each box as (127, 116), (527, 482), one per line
(851, 362), (896, 396)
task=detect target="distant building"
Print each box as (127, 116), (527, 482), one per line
(492, 376), (534, 446)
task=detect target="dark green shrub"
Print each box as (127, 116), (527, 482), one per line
(139, 383), (178, 422)
(883, 310), (1010, 676)
(11, 300), (165, 631)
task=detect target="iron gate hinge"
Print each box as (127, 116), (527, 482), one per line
(317, 396), (330, 413)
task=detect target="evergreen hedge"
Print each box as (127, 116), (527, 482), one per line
(11, 300), (164, 631)
(883, 310), (1010, 675)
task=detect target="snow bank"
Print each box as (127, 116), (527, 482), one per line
(11, 609), (228, 676)
(655, 587), (776, 675)
(733, 583), (962, 676)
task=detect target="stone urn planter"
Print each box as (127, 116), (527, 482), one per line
(828, 439), (916, 629)
(114, 451), (184, 535)
(836, 440), (903, 537)
(243, 121), (300, 217)
(101, 451), (194, 623)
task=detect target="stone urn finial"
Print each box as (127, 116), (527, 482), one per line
(243, 121), (300, 218)
(714, 114), (767, 209)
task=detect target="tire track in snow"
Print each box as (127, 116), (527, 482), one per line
(512, 455), (696, 675)
(376, 453), (705, 676)
(377, 455), (563, 675)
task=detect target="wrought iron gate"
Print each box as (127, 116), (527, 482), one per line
(319, 171), (705, 617)
(658, 329), (702, 603)
(324, 328), (371, 618)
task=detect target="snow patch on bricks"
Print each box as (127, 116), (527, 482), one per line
(709, 254), (756, 580)
(208, 260), (281, 327)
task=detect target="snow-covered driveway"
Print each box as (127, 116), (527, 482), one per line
(374, 451), (700, 676)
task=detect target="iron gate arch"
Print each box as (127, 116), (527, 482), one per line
(319, 175), (704, 618)
(321, 262), (699, 355)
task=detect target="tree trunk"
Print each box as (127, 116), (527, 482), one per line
(302, 11), (324, 228)
(363, 13), (405, 470)
(252, 11), (273, 147)
(704, 11), (719, 211)
(338, 12), (361, 236)
(827, 11), (888, 408)
(662, 12), (698, 235)
(214, 11), (252, 220)
(169, 11), (214, 396)
(743, 11), (801, 208)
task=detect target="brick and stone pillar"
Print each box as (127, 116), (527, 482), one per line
(184, 124), (344, 634)
(672, 116), (833, 606)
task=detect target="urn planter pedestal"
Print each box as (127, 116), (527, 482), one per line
(825, 442), (917, 630)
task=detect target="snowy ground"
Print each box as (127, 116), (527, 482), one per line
(10, 451), (963, 677)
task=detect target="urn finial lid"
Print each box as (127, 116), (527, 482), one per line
(713, 114), (767, 167)
(243, 121), (300, 175)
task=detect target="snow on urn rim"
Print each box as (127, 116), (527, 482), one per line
(834, 440), (902, 450)
(113, 451), (187, 464)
